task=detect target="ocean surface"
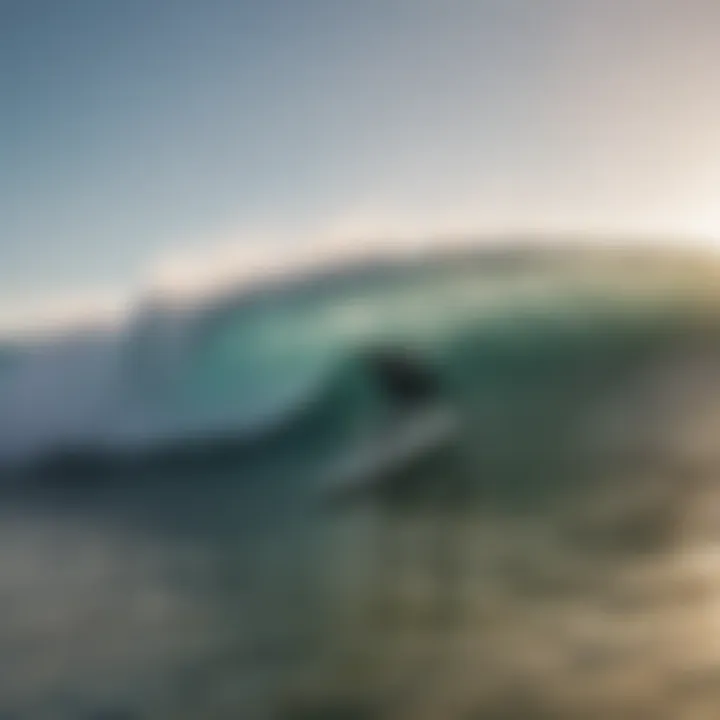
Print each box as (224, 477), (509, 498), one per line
(2, 244), (720, 718)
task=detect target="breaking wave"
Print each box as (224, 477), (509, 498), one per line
(0, 242), (713, 473)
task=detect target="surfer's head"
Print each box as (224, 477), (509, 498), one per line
(359, 344), (441, 406)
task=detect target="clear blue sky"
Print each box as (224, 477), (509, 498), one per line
(3, 0), (720, 330)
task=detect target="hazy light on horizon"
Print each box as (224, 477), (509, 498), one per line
(4, 1), (720, 332)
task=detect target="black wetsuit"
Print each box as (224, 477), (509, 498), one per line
(362, 348), (441, 414)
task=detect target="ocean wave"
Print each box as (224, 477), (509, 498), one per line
(1, 243), (717, 475)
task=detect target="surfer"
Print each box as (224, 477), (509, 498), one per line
(321, 344), (460, 507)
(322, 345), (457, 504)
(360, 345), (443, 420)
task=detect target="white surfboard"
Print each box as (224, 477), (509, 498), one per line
(321, 405), (459, 499)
